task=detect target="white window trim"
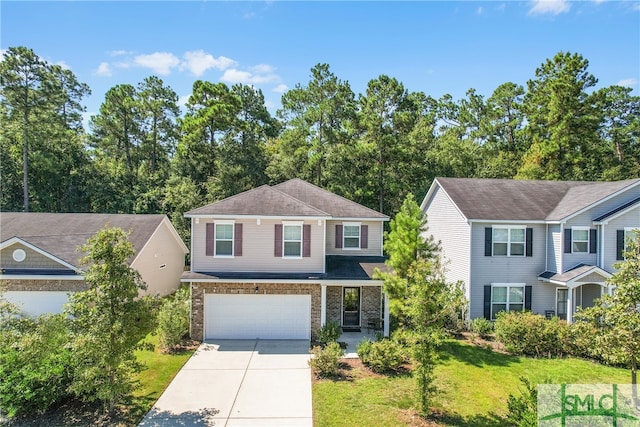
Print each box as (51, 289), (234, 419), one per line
(342, 222), (361, 251)
(492, 225), (526, 257)
(214, 220), (235, 258)
(490, 283), (526, 320)
(571, 226), (590, 254)
(282, 221), (303, 259)
(555, 287), (568, 320)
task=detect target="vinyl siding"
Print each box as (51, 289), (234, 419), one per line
(547, 224), (561, 273)
(0, 243), (69, 270)
(602, 207), (640, 272)
(423, 186), (471, 304)
(325, 220), (383, 256)
(131, 221), (186, 296)
(469, 223), (547, 319)
(191, 218), (325, 273)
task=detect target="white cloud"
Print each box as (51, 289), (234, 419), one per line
(108, 50), (132, 57)
(616, 78), (638, 87)
(250, 64), (275, 74)
(134, 52), (180, 75)
(265, 99), (275, 110)
(94, 62), (112, 77)
(528, 0), (570, 15)
(272, 84), (289, 93)
(220, 68), (279, 84)
(180, 50), (237, 76)
(477, 6), (484, 14)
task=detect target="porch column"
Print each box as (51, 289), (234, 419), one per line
(320, 284), (327, 327)
(383, 292), (390, 337)
(566, 288), (573, 324)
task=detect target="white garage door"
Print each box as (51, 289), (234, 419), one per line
(4, 291), (70, 317)
(205, 294), (311, 340)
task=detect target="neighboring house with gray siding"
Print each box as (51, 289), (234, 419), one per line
(1, 213), (188, 316)
(182, 178), (390, 341)
(421, 177), (640, 323)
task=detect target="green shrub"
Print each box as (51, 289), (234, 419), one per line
(356, 338), (372, 360)
(309, 341), (344, 377)
(494, 311), (570, 357)
(316, 320), (341, 343)
(470, 318), (493, 338)
(157, 287), (190, 351)
(505, 377), (538, 427)
(359, 339), (407, 373)
(0, 314), (74, 418)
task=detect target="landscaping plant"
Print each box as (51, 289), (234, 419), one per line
(309, 342), (344, 378)
(316, 320), (341, 344)
(358, 339), (407, 373)
(157, 286), (190, 352)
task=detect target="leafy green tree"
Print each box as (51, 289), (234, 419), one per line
(358, 75), (418, 214)
(275, 63), (355, 187)
(206, 84), (276, 200)
(595, 85), (640, 180)
(518, 52), (602, 180)
(66, 227), (156, 415)
(137, 76), (180, 176)
(0, 47), (47, 212)
(375, 194), (439, 322)
(576, 230), (640, 390)
(376, 194), (463, 415)
(1, 47), (91, 212)
(90, 84), (140, 175)
(175, 81), (239, 194)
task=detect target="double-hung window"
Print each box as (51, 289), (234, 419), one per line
(215, 223), (234, 256)
(343, 223), (361, 249)
(491, 284), (525, 319)
(572, 227), (589, 253)
(493, 226), (525, 256)
(623, 228), (639, 258)
(283, 223), (302, 258)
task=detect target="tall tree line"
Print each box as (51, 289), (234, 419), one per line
(2, 47), (639, 242)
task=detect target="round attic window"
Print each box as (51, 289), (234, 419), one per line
(12, 248), (26, 263)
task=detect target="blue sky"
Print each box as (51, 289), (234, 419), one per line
(2, 1), (639, 124)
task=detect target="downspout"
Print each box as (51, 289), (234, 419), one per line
(545, 223), (548, 272)
(466, 220), (473, 320)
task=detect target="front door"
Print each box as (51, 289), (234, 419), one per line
(343, 287), (360, 327)
(556, 288), (568, 321)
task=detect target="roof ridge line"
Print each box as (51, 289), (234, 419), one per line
(274, 178), (388, 218)
(268, 185), (332, 216)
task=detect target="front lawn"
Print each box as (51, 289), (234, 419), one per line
(313, 338), (630, 427)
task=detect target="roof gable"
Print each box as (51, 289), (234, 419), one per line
(428, 177), (640, 222)
(274, 179), (388, 220)
(0, 213), (169, 268)
(1, 237), (79, 272)
(185, 184), (330, 217)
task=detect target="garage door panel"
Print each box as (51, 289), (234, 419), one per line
(4, 291), (70, 317)
(205, 294), (310, 340)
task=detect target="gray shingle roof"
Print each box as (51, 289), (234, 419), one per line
(185, 185), (330, 217)
(274, 179), (389, 220)
(435, 177), (640, 221)
(186, 179), (389, 220)
(1, 213), (167, 268)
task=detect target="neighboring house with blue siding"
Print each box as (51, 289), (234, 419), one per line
(420, 177), (640, 323)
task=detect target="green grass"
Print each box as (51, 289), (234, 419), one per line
(126, 334), (195, 423)
(313, 339), (631, 427)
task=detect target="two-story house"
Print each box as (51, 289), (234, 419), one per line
(182, 179), (390, 341)
(1, 213), (188, 316)
(421, 177), (640, 323)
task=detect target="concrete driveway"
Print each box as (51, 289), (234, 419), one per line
(139, 339), (312, 427)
